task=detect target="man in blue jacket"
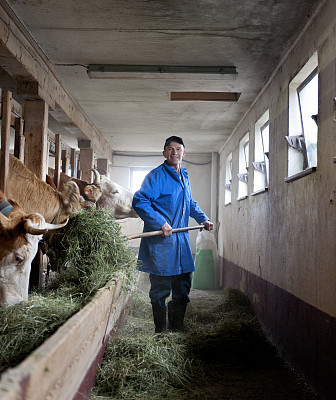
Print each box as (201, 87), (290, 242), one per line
(132, 136), (213, 333)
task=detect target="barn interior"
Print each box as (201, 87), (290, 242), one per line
(0, 0), (335, 399)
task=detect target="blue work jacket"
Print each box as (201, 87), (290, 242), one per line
(132, 161), (209, 276)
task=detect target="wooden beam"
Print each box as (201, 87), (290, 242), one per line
(62, 149), (70, 174)
(97, 158), (109, 175)
(14, 116), (25, 162)
(54, 134), (61, 189)
(80, 149), (94, 183)
(0, 3), (113, 161)
(0, 90), (12, 196)
(170, 91), (241, 101)
(70, 148), (78, 178)
(23, 100), (49, 181)
(0, 88), (24, 125)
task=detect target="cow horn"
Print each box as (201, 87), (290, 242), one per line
(90, 168), (101, 185)
(24, 218), (69, 235)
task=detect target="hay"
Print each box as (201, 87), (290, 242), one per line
(0, 293), (81, 373)
(91, 333), (195, 400)
(0, 208), (137, 374)
(46, 208), (137, 300)
(91, 287), (318, 400)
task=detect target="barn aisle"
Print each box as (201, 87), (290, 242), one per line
(90, 273), (319, 400)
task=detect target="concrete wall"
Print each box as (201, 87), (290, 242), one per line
(217, 1), (336, 399)
(109, 151), (212, 253)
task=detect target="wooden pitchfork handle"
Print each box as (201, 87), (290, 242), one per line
(127, 224), (205, 240)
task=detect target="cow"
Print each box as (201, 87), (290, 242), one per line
(91, 169), (138, 219)
(0, 192), (67, 307)
(7, 154), (82, 224)
(47, 168), (103, 208)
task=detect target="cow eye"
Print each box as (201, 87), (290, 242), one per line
(15, 254), (25, 264)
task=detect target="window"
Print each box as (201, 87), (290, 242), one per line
(253, 110), (269, 193)
(237, 132), (249, 199)
(224, 153), (232, 205)
(130, 167), (151, 193)
(287, 52), (318, 178)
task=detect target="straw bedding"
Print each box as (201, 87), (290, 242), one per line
(91, 281), (319, 400)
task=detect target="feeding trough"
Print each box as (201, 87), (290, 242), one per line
(0, 208), (138, 400)
(0, 278), (132, 400)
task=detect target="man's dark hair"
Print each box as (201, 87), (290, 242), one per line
(164, 136), (185, 149)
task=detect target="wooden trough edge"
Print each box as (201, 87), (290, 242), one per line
(0, 277), (134, 400)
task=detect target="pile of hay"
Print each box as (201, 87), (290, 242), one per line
(90, 288), (272, 400)
(0, 293), (81, 373)
(91, 287), (318, 400)
(46, 208), (137, 300)
(0, 208), (137, 373)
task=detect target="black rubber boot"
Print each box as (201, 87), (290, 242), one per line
(167, 301), (188, 332)
(152, 304), (167, 333)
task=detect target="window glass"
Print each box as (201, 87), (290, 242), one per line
(130, 168), (150, 193)
(253, 111), (269, 193)
(287, 52), (318, 177)
(298, 71), (318, 168)
(225, 153), (232, 204)
(238, 132), (249, 199)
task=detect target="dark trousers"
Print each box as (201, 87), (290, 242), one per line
(149, 272), (192, 307)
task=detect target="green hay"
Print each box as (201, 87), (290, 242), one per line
(91, 287), (318, 400)
(46, 208), (137, 300)
(0, 292), (81, 373)
(0, 208), (137, 374)
(91, 333), (195, 400)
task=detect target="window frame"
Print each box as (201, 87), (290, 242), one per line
(287, 52), (318, 180)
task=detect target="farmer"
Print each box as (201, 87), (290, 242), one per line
(132, 135), (213, 333)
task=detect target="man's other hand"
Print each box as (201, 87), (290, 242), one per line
(202, 220), (214, 231)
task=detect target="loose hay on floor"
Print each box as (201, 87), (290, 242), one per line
(91, 285), (319, 400)
(0, 208), (137, 374)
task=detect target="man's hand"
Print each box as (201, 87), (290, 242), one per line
(161, 222), (173, 236)
(202, 220), (214, 231)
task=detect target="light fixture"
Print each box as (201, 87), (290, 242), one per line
(170, 91), (241, 101)
(87, 64), (237, 80)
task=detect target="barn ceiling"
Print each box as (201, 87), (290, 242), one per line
(1, 0), (320, 154)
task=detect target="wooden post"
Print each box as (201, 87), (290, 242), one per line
(14, 116), (25, 163)
(23, 100), (48, 181)
(70, 148), (78, 177)
(0, 90), (12, 196)
(80, 148), (94, 183)
(61, 149), (70, 175)
(54, 134), (61, 189)
(97, 158), (109, 175)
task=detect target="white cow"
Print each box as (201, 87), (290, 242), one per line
(0, 193), (67, 307)
(92, 170), (138, 219)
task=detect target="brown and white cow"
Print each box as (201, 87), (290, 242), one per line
(0, 192), (67, 307)
(8, 154), (82, 224)
(92, 170), (138, 219)
(47, 168), (102, 208)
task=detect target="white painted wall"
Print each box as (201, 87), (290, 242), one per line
(218, 0), (336, 317)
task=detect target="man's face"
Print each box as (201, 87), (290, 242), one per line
(163, 141), (186, 170)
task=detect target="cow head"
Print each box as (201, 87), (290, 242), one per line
(0, 195), (68, 307)
(91, 169), (138, 219)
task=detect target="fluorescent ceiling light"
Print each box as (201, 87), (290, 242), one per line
(170, 92), (241, 101)
(87, 64), (237, 80)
